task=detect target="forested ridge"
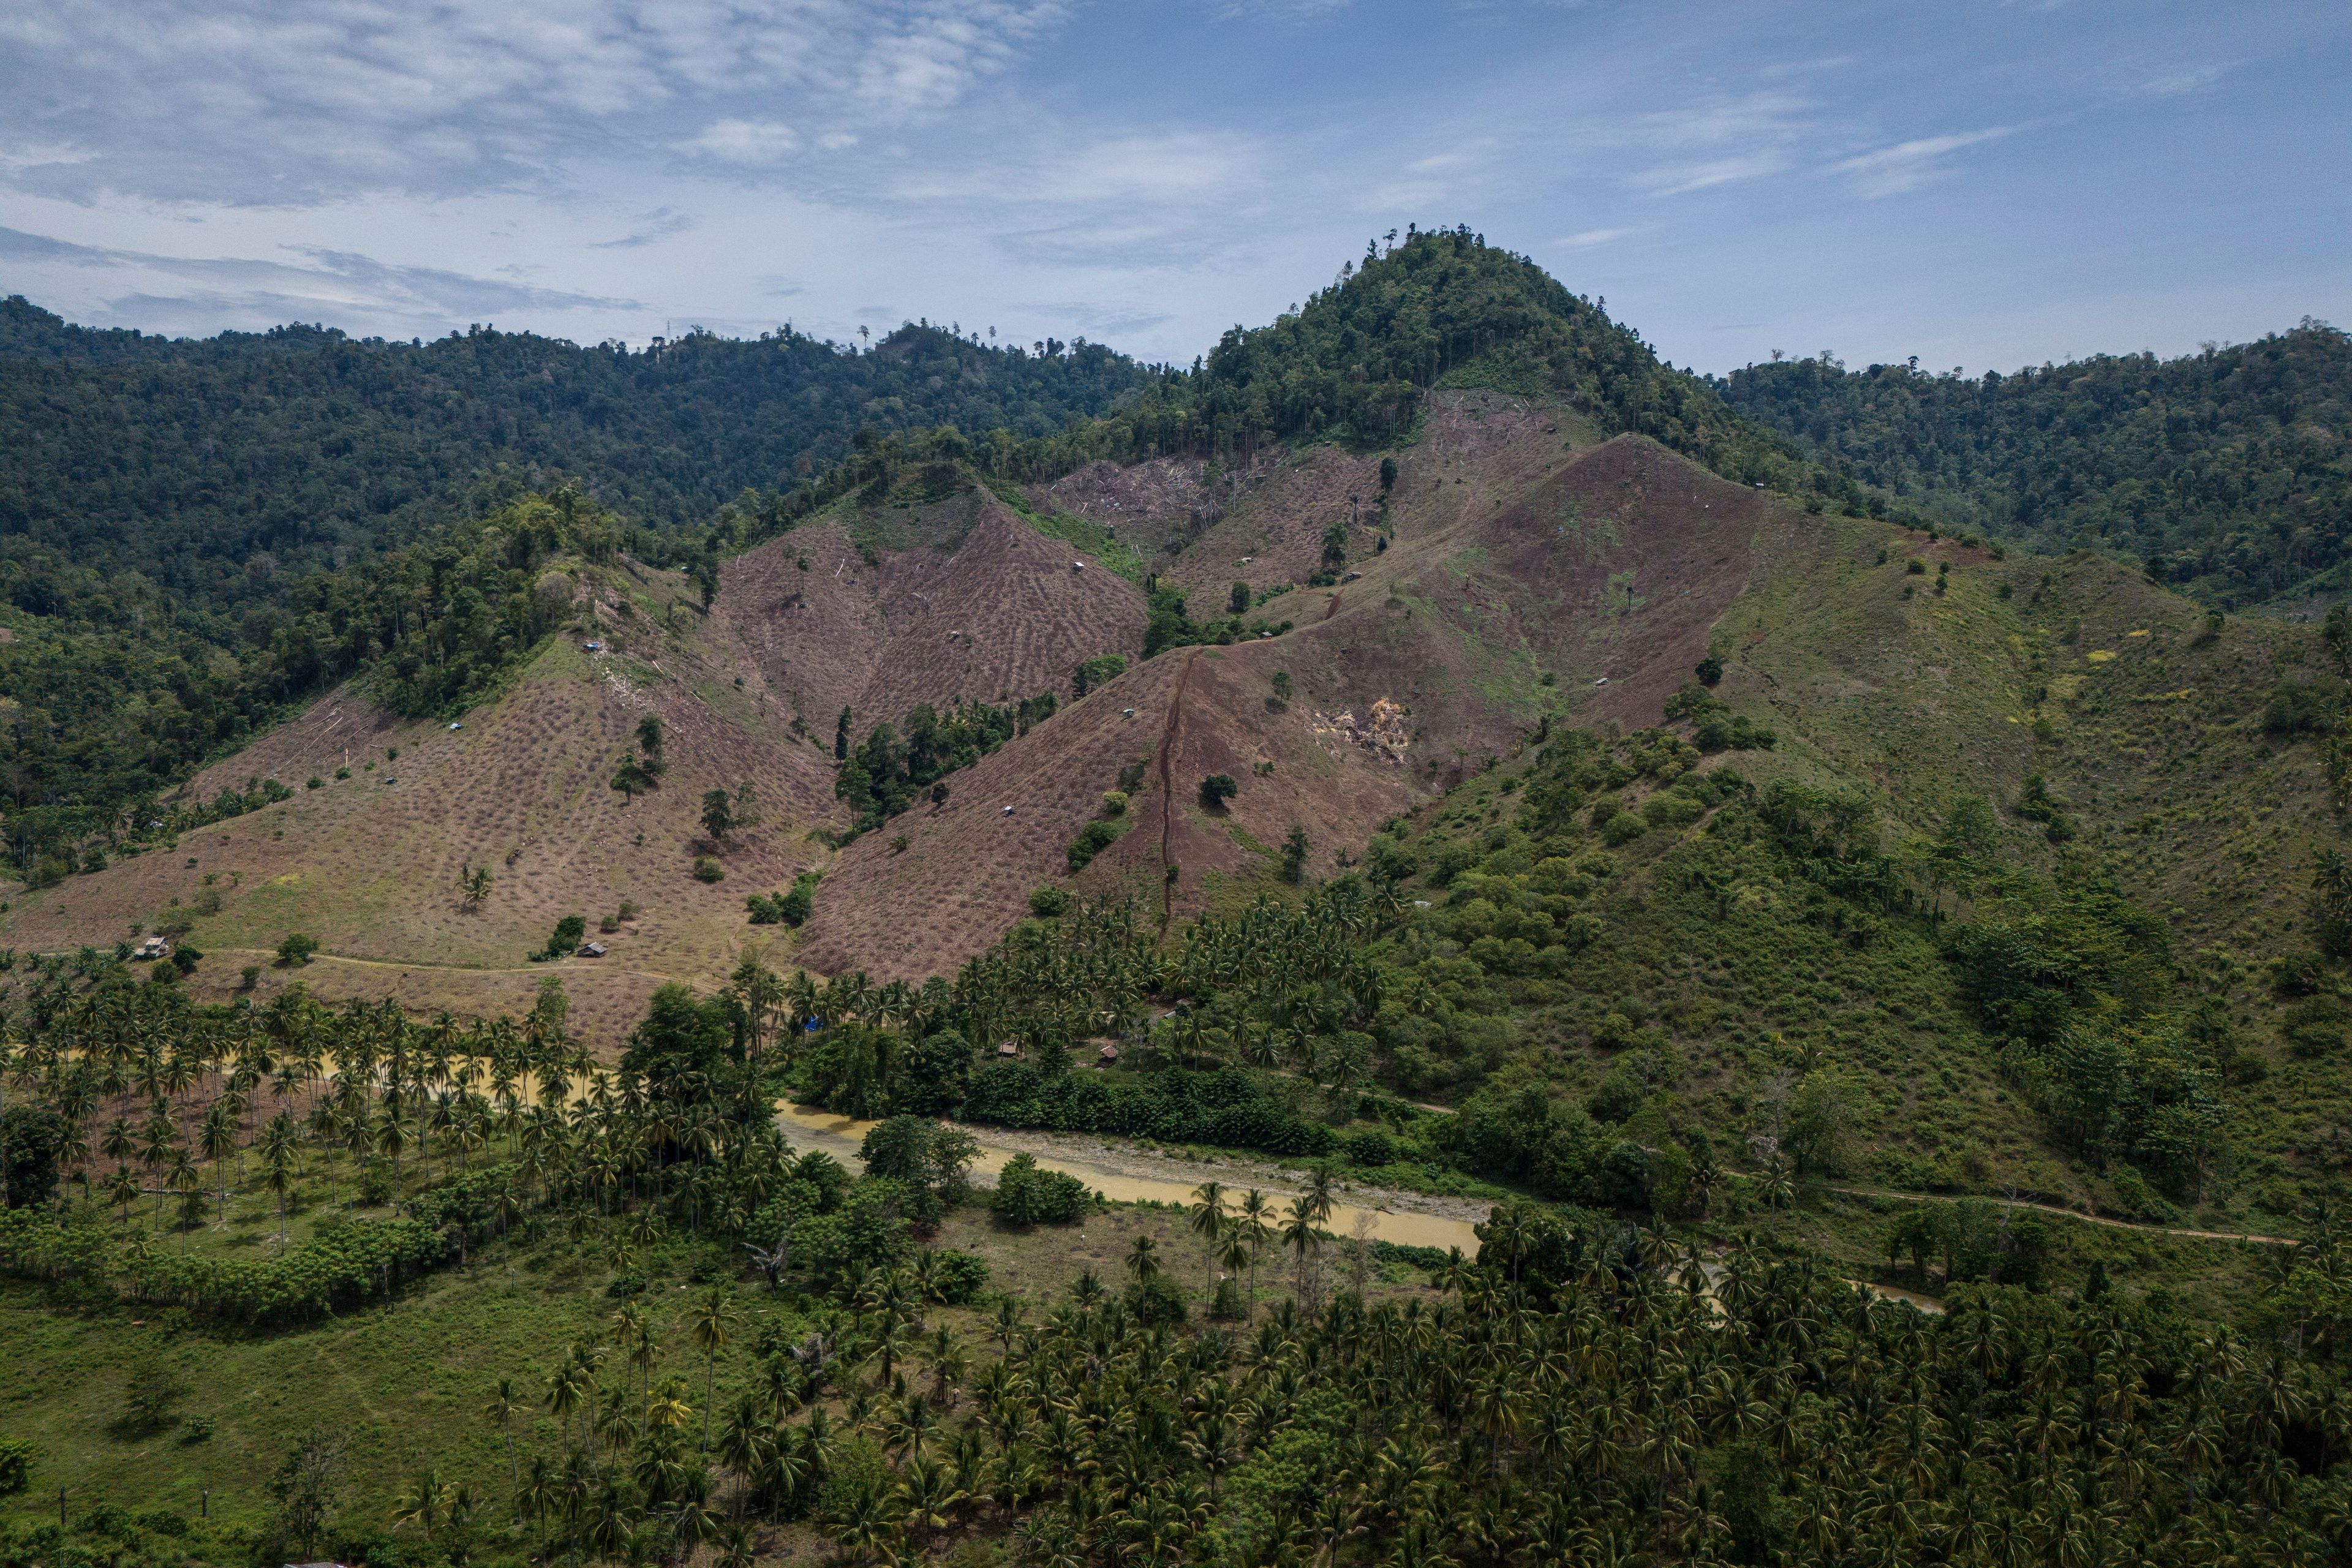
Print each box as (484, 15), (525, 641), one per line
(0, 300), (1141, 597)
(0, 306), (1138, 867)
(1719, 323), (2352, 605)
(753, 228), (1826, 503)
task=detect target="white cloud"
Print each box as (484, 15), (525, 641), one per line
(0, 1), (1070, 203)
(1834, 126), (2016, 198)
(1631, 151), (1792, 197)
(1555, 227), (1635, 249)
(687, 118), (801, 164)
(1624, 90), (1810, 197)
(2143, 62), (2234, 96)
(0, 221), (638, 336)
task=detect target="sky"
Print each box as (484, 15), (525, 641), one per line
(1, 0), (2346, 377)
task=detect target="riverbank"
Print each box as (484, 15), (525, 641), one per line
(774, 1099), (1492, 1253)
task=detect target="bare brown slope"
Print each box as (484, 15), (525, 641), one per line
(796, 432), (1778, 979)
(717, 496), (1146, 732)
(0, 571), (840, 1047)
(1, 417), (1789, 1017)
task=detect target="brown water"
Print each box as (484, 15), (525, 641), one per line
(773, 1100), (1487, 1254)
(1853, 1280), (1946, 1314)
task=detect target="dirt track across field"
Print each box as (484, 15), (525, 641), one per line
(1828, 1185), (2299, 1248)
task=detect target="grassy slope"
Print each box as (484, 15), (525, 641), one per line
(0, 1183), (1368, 1537)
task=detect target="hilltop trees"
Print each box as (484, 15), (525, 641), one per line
(1724, 322), (2352, 602)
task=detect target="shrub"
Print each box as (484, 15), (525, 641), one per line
(748, 872), (824, 927)
(1101, 790), (1129, 817)
(0, 1439), (36, 1497)
(276, 933), (318, 967)
(1199, 774), (1238, 809)
(1643, 793), (1704, 828)
(693, 856), (725, 883)
(964, 1063), (1336, 1158)
(1067, 818), (1122, 873)
(990, 1153), (1091, 1226)
(2283, 995), (2349, 1058)
(538, 912), (588, 963)
(1028, 886), (1072, 918)
(2265, 681), (2342, 737)
(1695, 654), (1723, 686)
(1344, 1128), (1398, 1167)
(930, 1248), (990, 1304)
(1601, 811), (1649, 846)
(1126, 1273), (1188, 1326)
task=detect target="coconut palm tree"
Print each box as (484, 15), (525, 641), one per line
(1188, 1180), (1227, 1304)
(687, 1289), (735, 1451)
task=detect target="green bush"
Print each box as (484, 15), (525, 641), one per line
(1067, 818), (1122, 873)
(541, 914), (587, 959)
(276, 932), (319, 967)
(0, 1437), (36, 1496)
(990, 1153), (1091, 1226)
(930, 1248), (991, 1303)
(2283, 995), (2349, 1058)
(1028, 886), (1072, 917)
(1125, 1273), (1189, 1326)
(1601, 811), (1649, 846)
(748, 872), (821, 926)
(693, 856), (725, 883)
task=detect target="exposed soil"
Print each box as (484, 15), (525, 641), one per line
(7, 401), (1793, 1025)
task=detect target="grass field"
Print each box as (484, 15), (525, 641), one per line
(0, 1165), (1426, 1543)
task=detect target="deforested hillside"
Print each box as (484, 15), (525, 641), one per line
(0, 310), (1145, 863)
(8, 229), (2349, 1128)
(717, 489), (1147, 738)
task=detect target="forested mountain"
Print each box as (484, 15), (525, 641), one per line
(0, 303), (1140, 859)
(940, 226), (1814, 492)
(0, 300), (1140, 595)
(1719, 322), (2352, 605)
(0, 232), (1821, 878)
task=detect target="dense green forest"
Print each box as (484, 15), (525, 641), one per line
(0, 301), (1142, 596)
(1719, 323), (2352, 605)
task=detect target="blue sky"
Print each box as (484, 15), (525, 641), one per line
(1, 0), (2344, 375)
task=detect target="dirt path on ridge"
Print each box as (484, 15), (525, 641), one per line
(1828, 1186), (2299, 1248)
(1156, 649), (1199, 935)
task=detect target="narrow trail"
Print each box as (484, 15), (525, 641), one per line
(1828, 1185), (2299, 1248)
(1156, 649), (1199, 936)
(202, 946), (687, 987)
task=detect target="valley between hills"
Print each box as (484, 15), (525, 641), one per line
(7, 232), (2352, 1566)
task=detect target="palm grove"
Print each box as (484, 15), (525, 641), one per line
(7, 793), (2352, 1563)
